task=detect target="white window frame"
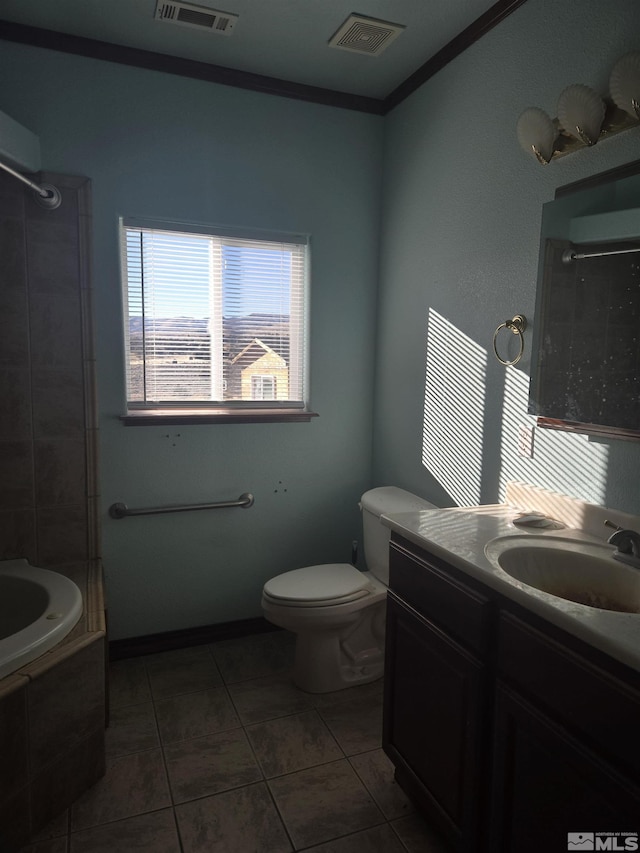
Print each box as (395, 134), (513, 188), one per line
(119, 217), (312, 423)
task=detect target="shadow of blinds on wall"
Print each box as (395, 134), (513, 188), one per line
(499, 366), (609, 505)
(422, 309), (487, 505)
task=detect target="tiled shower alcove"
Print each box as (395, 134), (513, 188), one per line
(0, 170), (105, 852)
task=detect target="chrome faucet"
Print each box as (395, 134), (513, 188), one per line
(605, 521), (640, 569)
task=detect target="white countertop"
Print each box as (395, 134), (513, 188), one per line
(382, 502), (640, 674)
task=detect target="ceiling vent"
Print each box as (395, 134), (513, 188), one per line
(328, 14), (405, 56)
(154, 1), (238, 36)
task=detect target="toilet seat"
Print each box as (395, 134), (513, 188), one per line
(263, 564), (383, 608)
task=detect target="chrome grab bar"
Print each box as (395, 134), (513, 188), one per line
(109, 493), (254, 519)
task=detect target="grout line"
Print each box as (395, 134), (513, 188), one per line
(142, 656), (186, 853)
(61, 641), (400, 853)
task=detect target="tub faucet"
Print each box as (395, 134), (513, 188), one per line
(606, 524), (640, 569)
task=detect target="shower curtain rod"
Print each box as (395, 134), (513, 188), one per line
(0, 159), (61, 208)
(563, 245), (640, 263)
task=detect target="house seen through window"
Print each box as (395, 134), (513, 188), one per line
(121, 219), (309, 414)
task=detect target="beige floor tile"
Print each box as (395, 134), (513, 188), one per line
(108, 659), (151, 710)
(246, 710), (343, 778)
(147, 650), (222, 699)
(19, 839), (68, 853)
(304, 823), (407, 852)
(318, 694), (383, 756)
(155, 687), (240, 744)
(211, 630), (295, 683)
(176, 782), (292, 853)
(349, 749), (413, 820)
(227, 673), (315, 725)
(268, 759), (384, 849)
(70, 749), (171, 831)
(391, 813), (453, 852)
(69, 808), (181, 853)
(29, 810), (68, 842)
(105, 702), (159, 758)
(309, 678), (384, 710)
(164, 729), (262, 803)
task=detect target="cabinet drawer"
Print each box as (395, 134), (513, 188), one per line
(498, 611), (640, 776)
(389, 541), (492, 657)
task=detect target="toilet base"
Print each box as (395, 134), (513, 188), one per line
(291, 603), (386, 693)
(293, 634), (384, 693)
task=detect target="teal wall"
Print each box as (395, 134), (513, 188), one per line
(2, 0), (640, 640)
(374, 0), (640, 516)
(0, 43), (383, 639)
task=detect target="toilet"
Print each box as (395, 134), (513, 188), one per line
(261, 486), (435, 693)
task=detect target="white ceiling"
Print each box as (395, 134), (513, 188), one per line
(0, 0), (509, 102)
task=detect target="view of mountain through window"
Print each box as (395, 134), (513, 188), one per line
(121, 222), (308, 409)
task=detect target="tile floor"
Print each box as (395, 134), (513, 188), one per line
(20, 630), (451, 853)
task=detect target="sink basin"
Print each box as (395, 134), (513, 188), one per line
(484, 536), (640, 613)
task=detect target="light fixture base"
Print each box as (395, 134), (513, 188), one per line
(549, 100), (639, 163)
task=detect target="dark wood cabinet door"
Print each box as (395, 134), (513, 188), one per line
(383, 593), (489, 852)
(490, 684), (640, 853)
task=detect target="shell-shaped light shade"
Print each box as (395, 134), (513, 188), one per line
(609, 51), (640, 118)
(557, 84), (605, 145)
(516, 107), (557, 163)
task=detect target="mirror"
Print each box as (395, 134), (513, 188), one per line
(528, 162), (640, 440)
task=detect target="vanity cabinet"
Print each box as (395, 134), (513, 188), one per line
(384, 534), (640, 853)
(491, 613), (640, 851)
(383, 538), (493, 852)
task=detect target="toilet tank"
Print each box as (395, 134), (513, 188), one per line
(360, 487), (435, 584)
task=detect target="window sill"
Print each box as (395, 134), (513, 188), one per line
(120, 408), (319, 426)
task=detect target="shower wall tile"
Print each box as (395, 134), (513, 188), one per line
(28, 636), (105, 774)
(29, 294), (83, 368)
(84, 358), (98, 429)
(0, 172), (103, 851)
(0, 175), (25, 216)
(87, 495), (101, 561)
(26, 219), (80, 297)
(0, 440), (34, 509)
(0, 677), (28, 805)
(34, 439), (86, 506)
(37, 504), (88, 566)
(0, 785), (30, 853)
(0, 508), (37, 561)
(32, 368), (85, 438)
(0, 367), (31, 439)
(0, 287), (29, 367)
(30, 728), (106, 833)
(0, 214), (27, 290)
(85, 429), (100, 497)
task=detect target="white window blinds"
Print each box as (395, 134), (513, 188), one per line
(121, 220), (308, 409)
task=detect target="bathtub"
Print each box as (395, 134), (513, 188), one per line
(0, 558), (83, 679)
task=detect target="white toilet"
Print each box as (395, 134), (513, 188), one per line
(261, 486), (435, 693)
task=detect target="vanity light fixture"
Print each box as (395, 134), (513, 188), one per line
(517, 50), (640, 164)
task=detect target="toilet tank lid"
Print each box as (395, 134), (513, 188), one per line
(360, 487), (435, 517)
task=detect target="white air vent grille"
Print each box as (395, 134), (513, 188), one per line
(155, 1), (238, 35)
(329, 14), (405, 56)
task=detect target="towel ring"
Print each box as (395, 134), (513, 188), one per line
(493, 314), (527, 366)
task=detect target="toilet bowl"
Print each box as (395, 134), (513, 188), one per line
(261, 487), (435, 693)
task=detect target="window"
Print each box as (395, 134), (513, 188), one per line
(251, 375), (276, 400)
(120, 218), (312, 423)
